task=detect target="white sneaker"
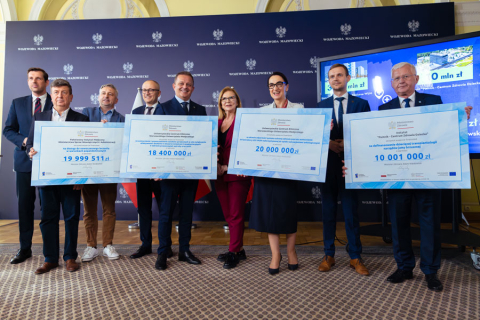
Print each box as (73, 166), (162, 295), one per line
(103, 245), (120, 260)
(82, 246), (99, 262)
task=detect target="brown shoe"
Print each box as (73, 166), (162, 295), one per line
(350, 258), (369, 276)
(65, 259), (80, 272)
(35, 262), (59, 274)
(318, 256), (335, 272)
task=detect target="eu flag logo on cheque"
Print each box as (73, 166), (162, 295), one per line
(311, 167), (316, 170)
(449, 172), (456, 176)
(355, 174), (358, 178)
(203, 166), (208, 170)
(42, 172), (45, 176)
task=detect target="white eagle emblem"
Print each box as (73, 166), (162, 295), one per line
(212, 90), (220, 103)
(184, 60), (194, 72)
(276, 26), (286, 38)
(33, 34), (43, 46)
(311, 186), (321, 199)
(63, 64), (73, 75)
(310, 56), (317, 69)
(123, 62), (133, 74)
(246, 59), (256, 70)
(152, 31), (162, 43)
(92, 33), (102, 45)
(213, 29), (223, 41)
(119, 187), (128, 199)
(408, 20), (419, 32)
(340, 24), (351, 36)
(90, 93), (99, 105)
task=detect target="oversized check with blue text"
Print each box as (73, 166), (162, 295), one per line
(119, 114), (217, 180)
(227, 108), (332, 182)
(31, 122), (134, 186)
(344, 102), (470, 189)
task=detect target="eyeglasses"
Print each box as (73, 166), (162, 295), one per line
(221, 96), (236, 102)
(268, 81), (286, 89)
(391, 74), (415, 83)
(141, 89), (160, 93)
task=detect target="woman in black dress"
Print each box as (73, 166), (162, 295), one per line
(249, 72), (302, 275)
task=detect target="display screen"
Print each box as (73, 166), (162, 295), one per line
(318, 32), (480, 157)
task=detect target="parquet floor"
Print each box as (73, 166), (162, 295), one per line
(1, 220), (480, 249)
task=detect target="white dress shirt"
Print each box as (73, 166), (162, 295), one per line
(31, 93), (48, 115)
(51, 107), (69, 122)
(399, 93), (416, 108)
(333, 92), (348, 122)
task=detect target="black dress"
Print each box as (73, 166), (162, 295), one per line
(248, 177), (297, 234)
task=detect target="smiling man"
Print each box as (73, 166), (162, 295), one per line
(317, 63), (371, 276)
(26, 79), (88, 274)
(80, 84), (125, 262)
(3, 68), (53, 265)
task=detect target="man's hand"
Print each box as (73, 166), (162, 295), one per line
(29, 147), (38, 159)
(466, 106), (473, 120)
(73, 185), (83, 190)
(217, 164), (228, 176)
(23, 137), (28, 146)
(342, 160), (348, 177)
(153, 178), (163, 181)
(335, 139), (344, 153)
(101, 119), (108, 124)
(329, 140), (342, 154)
(330, 119), (334, 131)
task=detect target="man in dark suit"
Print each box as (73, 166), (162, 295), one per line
(27, 79), (88, 274)
(317, 64), (370, 276)
(129, 80), (167, 260)
(379, 62), (472, 291)
(154, 71), (207, 270)
(3, 67), (53, 264)
(81, 84), (125, 262)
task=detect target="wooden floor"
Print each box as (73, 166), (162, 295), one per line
(1, 220), (480, 249)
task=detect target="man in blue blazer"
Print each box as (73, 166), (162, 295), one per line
(27, 79), (88, 274)
(80, 84), (125, 262)
(379, 62), (471, 291)
(317, 64), (370, 276)
(3, 67), (53, 264)
(129, 80), (166, 260)
(154, 71), (207, 270)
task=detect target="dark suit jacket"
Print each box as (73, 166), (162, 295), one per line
(317, 93), (371, 141)
(218, 117), (250, 182)
(26, 108), (89, 152)
(3, 94), (53, 172)
(82, 106), (125, 122)
(132, 105), (165, 115)
(378, 91), (442, 110)
(159, 97), (207, 116)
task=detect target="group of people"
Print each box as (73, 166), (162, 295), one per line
(3, 63), (471, 292)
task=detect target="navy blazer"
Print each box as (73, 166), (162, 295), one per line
(317, 94), (371, 141)
(132, 105), (165, 115)
(26, 108), (89, 152)
(82, 106), (125, 122)
(379, 91), (442, 110)
(3, 94), (53, 172)
(160, 97), (207, 116)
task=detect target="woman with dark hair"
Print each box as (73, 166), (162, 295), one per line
(215, 87), (252, 269)
(249, 72), (303, 275)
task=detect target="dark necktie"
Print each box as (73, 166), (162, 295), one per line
(181, 102), (189, 115)
(34, 98), (41, 114)
(146, 106), (153, 115)
(335, 97), (345, 132)
(403, 98), (411, 108)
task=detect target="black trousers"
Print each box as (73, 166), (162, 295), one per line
(16, 171), (37, 251)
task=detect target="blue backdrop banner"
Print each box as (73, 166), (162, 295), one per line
(1, 3), (455, 220)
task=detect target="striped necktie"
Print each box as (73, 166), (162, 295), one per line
(34, 98), (41, 114)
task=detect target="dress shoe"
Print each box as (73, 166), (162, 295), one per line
(65, 259), (80, 272)
(386, 269), (413, 283)
(350, 258), (369, 276)
(318, 256), (335, 272)
(287, 250), (298, 270)
(178, 250), (201, 265)
(425, 274), (443, 292)
(35, 262), (59, 274)
(10, 249), (32, 264)
(268, 255), (282, 275)
(217, 249), (246, 262)
(155, 252), (168, 270)
(223, 252), (239, 269)
(129, 246), (152, 259)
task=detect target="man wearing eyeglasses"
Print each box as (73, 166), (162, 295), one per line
(129, 80), (166, 260)
(379, 62), (471, 291)
(80, 84), (124, 262)
(153, 71), (207, 270)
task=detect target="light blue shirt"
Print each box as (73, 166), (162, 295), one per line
(99, 108), (113, 122)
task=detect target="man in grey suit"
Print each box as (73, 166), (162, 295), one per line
(80, 84), (125, 262)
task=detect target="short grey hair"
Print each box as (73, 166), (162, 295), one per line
(99, 83), (119, 98)
(391, 62), (416, 77)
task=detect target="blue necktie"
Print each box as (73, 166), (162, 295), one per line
(335, 97), (345, 137)
(403, 98), (411, 108)
(146, 106), (153, 115)
(181, 102), (189, 115)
